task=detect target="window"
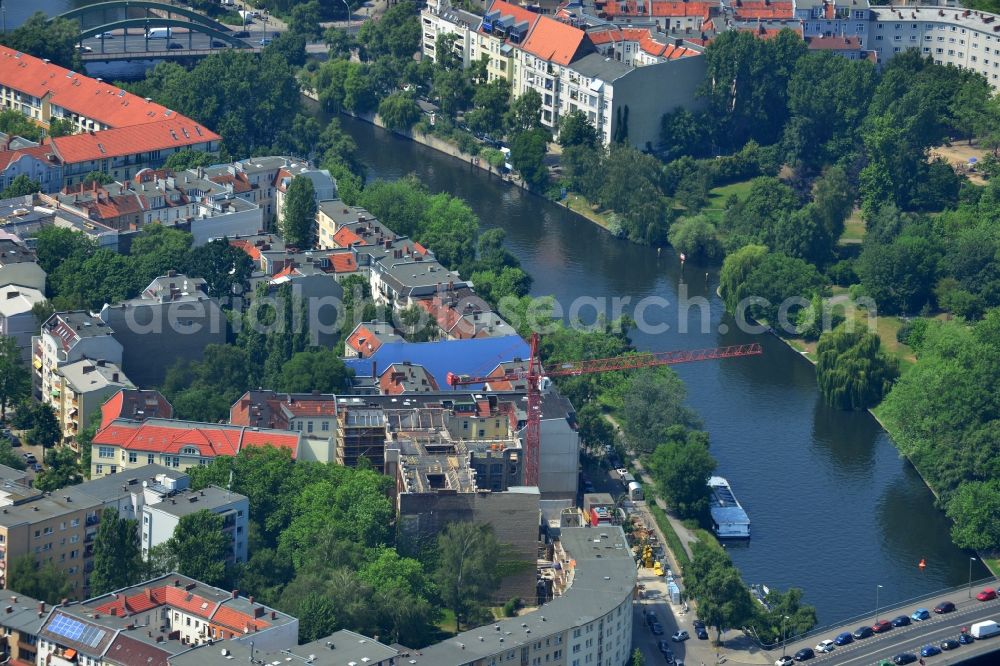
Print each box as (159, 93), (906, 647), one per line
(182, 446), (198, 455)
(321, 421), (330, 432)
(96, 464), (104, 474)
(128, 452), (137, 463)
(98, 447), (114, 459)
(147, 454), (155, 465)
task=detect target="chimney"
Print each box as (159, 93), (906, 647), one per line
(113, 373), (119, 382)
(253, 606), (264, 618)
(145, 587), (153, 601)
(248, 595), (254, 605)
(231, 589), (239, 599)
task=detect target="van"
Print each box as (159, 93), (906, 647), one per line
(970, 620), (1000, 639)
(146, 28), (173, 39)
(628, 481), (643, 501)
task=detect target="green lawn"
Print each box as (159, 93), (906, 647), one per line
(840, 208), (866, 245)
(703, 180), (756, 224)
(563, 192), (616, 230)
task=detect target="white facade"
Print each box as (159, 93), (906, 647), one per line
(33, 313), (123, 402)
(141, 485), (249, 564)
(0, 284), (45, 362)
(49, 359), (132, 443)
(870, 6), (1000, 86)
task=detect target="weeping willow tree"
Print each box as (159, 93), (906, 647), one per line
(816, 325), (898, 410)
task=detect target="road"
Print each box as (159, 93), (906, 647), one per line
(773, 589), (1000, 665)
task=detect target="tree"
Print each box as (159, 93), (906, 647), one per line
(0, 438), (25, 471)
(856, 235), (939, 315)
(668, 215), (723, 262)
(27, 403), (61, 448)
(34, 447), (84, 492)
(280, 176), (318, 248)
(632, 648), (645, 666)
(288, 0), (323, 40)
(466, 79), (511, 137)
(946, 479), (1000, 550)
(129, 224), (193, 285)
(506, 90), (542, 134)
(0, 336), (30, 420)
(647, 428), (717, 519)
(89, 508), (142, 595)
(278, 350), (353, 393)
(164, 150), (218, 171)
(297, 592), (339, 642)
(167, 510), (231, 588)
(378, 92), (422, 132)
(182, 239), (254, 300)
(47, 118), (76, 138)
(324, 27), (357, 59)
(684, 542), (756, 640)
(0, 175), (41, 199)
(435, 522), (503, 630)
(754, 587), (818, 644)
(816, 326), (898, 410)
(6, 555), (73, 604)
(510, 128), (550, 190)
(0, 110), (44, 143)
(618, 369), (700, 453)
(80, 171), (114, 186)
(0, 12), (81, 70)
(735, 252), (825, 327)
(34, 226), (93, 275)
(558, 110), (600, 149)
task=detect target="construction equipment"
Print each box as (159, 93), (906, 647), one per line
(447, 332), (762, 486)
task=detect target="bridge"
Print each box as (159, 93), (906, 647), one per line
(51, 1), (261, 61)
(765, 576), (1000, 665)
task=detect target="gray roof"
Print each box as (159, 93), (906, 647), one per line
(0, 238), (38, 265)
(48, 310), (114, 339)
(148, 485), (247, 518)
(376, 259), (464, 294)
(0, 485), (102, 528)
(171, 630), (398, 666)
(0, 285), (44, 317)
(74, 464), (183, 503)
(408, 526), (635, 664)
(318, 201), (379, 228)
(58, 359), (131, 393)
(569, 52), (632, 82)
(0, 590), (46, 636)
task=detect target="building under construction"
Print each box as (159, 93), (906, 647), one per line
(385, 407), (540, 603)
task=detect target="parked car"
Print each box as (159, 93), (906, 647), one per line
(670, 630), (689, 642)
(934, 601), (956, 614)
(793, 647), (814, 661)
(695, 626), (709, 640)
(651, 623), (664, 636)
(22, 452), (35, 464)
(892, 653), (917, 665)
(910, 608), (931, 621)
(167, 42), (184, 49)
(891, 615), (911, 627)
(211, 39), (227, 47)
(920, 644), (942, 657)
(872, 619), (893, 633)
(657, 639), (672, 655)
(814, 640), (835, 654)
(976, 587), (997, 601)
(30, 462), (42, 472)
(233, 30), (251, 38)
(76, 44), (92, 52)
(940, 638), (960, 650)
(853, 626), (874, 639)
(833, 632), (854, 646)
(8, 434), (19, 447)
(958, 632), (976, 644)
(645, 611), (657, 625)
(774, 657), (795, 666)
(259, 38), (272, 46)
(692, 619), (705, 629)
(99, 31), (115, 38)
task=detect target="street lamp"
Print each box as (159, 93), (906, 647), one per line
(874, 584), (883, 624)
(969, 557), (978, 598)
(781, 614), (790, 657)
(340, 0), (352, 29)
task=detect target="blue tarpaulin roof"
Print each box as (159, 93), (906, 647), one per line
(345, 335), (531, 388)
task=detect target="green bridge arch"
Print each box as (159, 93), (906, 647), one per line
(55, 1), (231, 32)
(75, 18), (250, 48)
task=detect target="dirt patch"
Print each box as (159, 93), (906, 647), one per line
(929, 141), (989, 185)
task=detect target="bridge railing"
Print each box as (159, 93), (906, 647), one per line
(746, 574), (999, 650)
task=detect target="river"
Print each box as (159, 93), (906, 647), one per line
(333, 114), (990, 625)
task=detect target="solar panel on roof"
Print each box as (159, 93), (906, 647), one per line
(48, 613), (107, 648)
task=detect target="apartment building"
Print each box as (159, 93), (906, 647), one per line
(404, 526), (635, 666)
(0, 284), (45, 363)
(0, 481), (104, 597)
(344, 321), (404, 358)
(171, 630), (398, 666)
(32, 311), (123, 401)
(141, 485), (249, 565)
(99, 388), (174, 430)
(0, 144), (63, 194)
(48, 359), (133, 444)
(35, 574), (298, 666)
(0, 239), (45, 293)
(0, 590), (44, 666)
(202, 156), (334, 224)
(422, 0), (484, 68)
(870, 5), (1000, 84)
(97, 273), (227, 387)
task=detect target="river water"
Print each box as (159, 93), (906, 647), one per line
(334, 114), (990, 625)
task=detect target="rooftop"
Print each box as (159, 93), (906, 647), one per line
(0, 238), (37, 265)
(0, 284), (45, 318)
(170, 630), (398, 666)
(51, 118), (220, 165)
(147, 485), (246, 518)
(407, 526), (635, 664)
(93, 418), (300, 458)
(99, 389), (174, 430)
(0, 591), (46, 637)
(569, 51), (634, 80)
(58, 358), (131, 394)
(0, 485), (101, 527)
(72, 463), (185, 504)
(346, 321), (404, 356)
(521, 13), (594, 65)
(0, 46), (180, 129)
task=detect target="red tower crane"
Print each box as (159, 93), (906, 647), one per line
(447, 333), (763, 486)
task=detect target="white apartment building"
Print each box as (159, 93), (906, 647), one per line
(870, 5), (1000, 85)
(421, 0), (484, 68)
(33, 311), (123, 402)
(0, 284), (45, 363)
(141, 482), (249, 564)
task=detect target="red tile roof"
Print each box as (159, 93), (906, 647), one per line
(333, 226), (367, 248)
(93, 585), (269, 634)
(521, 16), (592, 65)
(807, 35), (865, 50)
(93, 419), (299, 458)
(51, 119), (219, 165)
(0, 144), (53, 172)
(732, 0), (794, 19)
(229, 238), (262, 261)
(329, 252), (358, 273)
(0, 46), (178, 129)
(104, 635), (171, 666)
(208, 172), (251, 194)
(347, 324), (391, 355)
(484, 0), (542, 36)
(598, 0), (713, 18)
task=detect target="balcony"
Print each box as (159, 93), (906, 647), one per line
(85, 514), (100, 526)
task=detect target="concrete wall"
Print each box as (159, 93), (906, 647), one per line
(611, 55), (707, 152)
(1, 310), (39, 363)
(397, 488), (539, 603)
(189, 207), (265, 246)
(99, 299), (227, 388)
(535, 417), (580, 500)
